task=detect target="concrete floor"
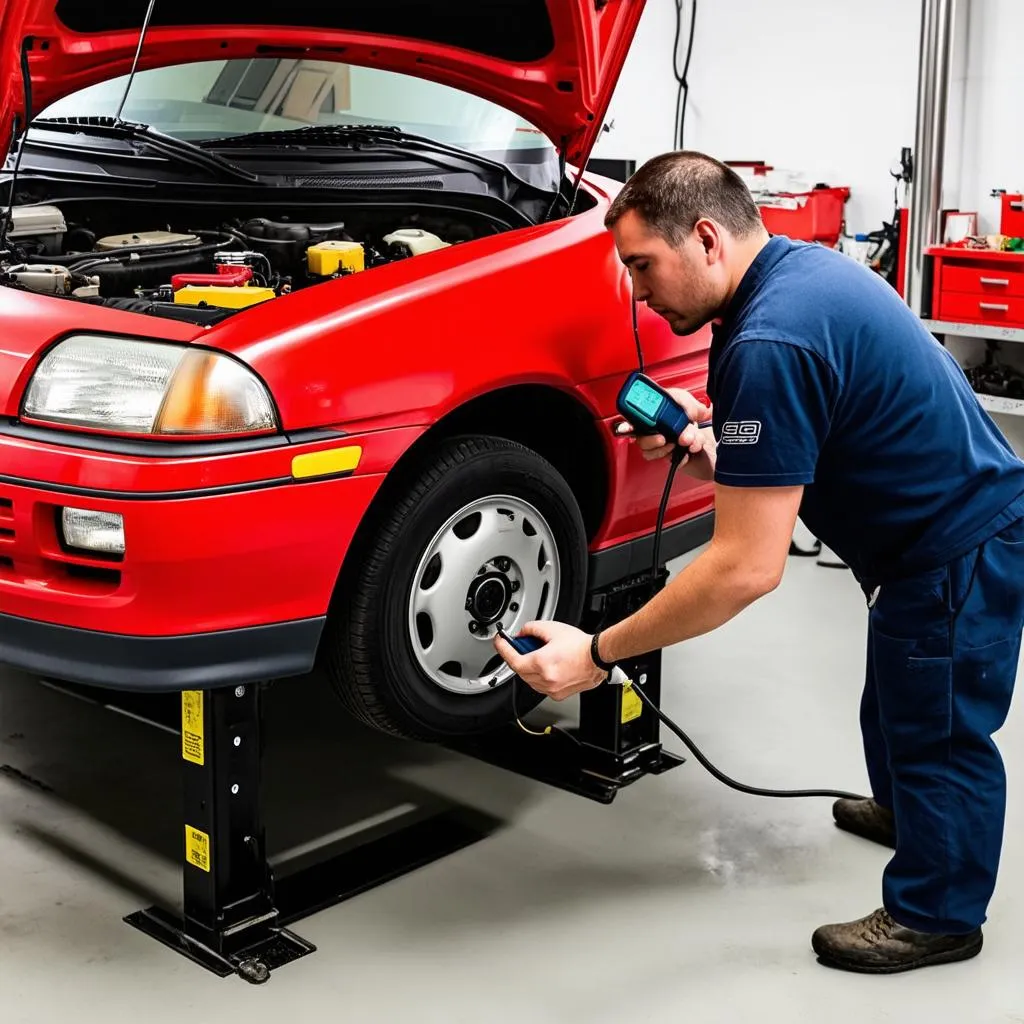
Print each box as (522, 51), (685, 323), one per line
(1, 548), (1023, 1023)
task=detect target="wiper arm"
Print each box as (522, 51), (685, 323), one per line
(31, 116), (260, 184)
(206, 124), (406, 148)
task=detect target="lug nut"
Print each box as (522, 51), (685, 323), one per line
(468, 621), (480, 634)
(511, 580), (520, 592)
(496, 558), (511, 573)
(509, 602), (519, 612)
(466, 597), (474, 609)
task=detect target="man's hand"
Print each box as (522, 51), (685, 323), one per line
(493, 620), (607, 702)
(615, 387), (716, 479)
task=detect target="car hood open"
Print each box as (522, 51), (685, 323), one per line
(0, 0), (644, 171)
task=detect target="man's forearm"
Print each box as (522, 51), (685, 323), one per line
(597, 541), (771, 664)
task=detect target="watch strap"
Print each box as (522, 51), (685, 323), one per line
(590, 631), (616, 672)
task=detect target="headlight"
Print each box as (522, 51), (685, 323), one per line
(22, 334), (278, 436)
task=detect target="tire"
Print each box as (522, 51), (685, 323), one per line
(325, 435), (588, 740)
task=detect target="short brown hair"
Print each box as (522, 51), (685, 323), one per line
(604, 151), (764, 246)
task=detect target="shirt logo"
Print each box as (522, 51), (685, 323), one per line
(720, 420), (762, 445)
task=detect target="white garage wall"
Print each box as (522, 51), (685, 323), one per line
(955, 0), (1024, 233)
(593, 0), (926, 236)
(592, 0), (1022, 241)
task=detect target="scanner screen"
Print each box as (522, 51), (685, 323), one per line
(626, 379), (663, 420)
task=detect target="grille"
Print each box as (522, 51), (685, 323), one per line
(0, 497), (12, 539)
(0, 497), (13, 572)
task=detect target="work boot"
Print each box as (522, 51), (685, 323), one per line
(812, 908), (983, 974)
(832, 797), (896, 848)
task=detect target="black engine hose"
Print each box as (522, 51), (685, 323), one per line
(61, 232), (239, 296)
(57, 231), (236, 269)
(92, 252), (223, 296)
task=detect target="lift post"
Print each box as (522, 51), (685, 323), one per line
(125, 683), (312, 981)
(125, 682), (497, 983)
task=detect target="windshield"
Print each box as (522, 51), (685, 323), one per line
(36, 58), (559, 186)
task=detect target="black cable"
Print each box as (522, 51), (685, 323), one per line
(650, 444), (687, 597)
(630, 683), (867, 800)
(673, 1), (698, 149)
(630, 296), (645, 374)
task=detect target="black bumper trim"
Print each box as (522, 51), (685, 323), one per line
(0, 418), (346, 458)
(587, 511), (715, 589)
(0, 469), (355, 502)
(0, 613), (325, 691)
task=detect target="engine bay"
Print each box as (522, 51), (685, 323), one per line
(0, 199), (490, 324)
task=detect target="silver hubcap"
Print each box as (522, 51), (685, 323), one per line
(408, 495), (561, 695)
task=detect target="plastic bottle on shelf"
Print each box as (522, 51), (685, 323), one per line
(842, 233), (871, 266)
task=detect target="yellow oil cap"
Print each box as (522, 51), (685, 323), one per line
(173, 285), (276, 309)
(307, 240), (364, 277)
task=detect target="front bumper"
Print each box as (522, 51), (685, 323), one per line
(0, 611), (325, 690)
(0, 422), (411, 690)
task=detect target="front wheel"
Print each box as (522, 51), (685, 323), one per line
(325, 436), (589, 739)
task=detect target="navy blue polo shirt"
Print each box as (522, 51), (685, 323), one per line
(706, 235), (1024, 583)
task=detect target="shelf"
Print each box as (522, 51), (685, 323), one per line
(922, 319), (1024, 343)
(926, 246), (1024, 262)
(975, 392), (1024, 417)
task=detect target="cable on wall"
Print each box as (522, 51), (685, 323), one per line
(673, 0), (698, 149)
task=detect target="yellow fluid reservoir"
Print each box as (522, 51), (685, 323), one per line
(173, 285), (276, 309)
(307, 240), (364, 277)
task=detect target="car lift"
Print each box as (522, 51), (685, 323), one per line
(94, 566), (682, 984)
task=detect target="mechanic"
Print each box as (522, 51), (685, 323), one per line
(495, 151), (1024, 975)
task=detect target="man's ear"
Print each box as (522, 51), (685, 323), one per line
(694, 218), (723, 263)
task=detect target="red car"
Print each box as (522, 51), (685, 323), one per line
(0, 1), (714, 740)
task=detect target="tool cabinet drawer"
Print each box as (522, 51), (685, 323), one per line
(937, 292), (1024, 327)
(939, 263), (1024, 297)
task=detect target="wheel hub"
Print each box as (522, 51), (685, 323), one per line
(467, 571), (511, 625)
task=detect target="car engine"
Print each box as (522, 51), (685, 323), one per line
(0, 201), (474, 324)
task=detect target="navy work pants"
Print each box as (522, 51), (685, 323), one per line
(860, 516), (1024, 933)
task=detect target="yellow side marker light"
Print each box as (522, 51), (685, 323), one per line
(291, 446), (362, 480)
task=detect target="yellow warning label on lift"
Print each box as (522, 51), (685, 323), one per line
(181, 691), (204, 765)
(185, 825), (211, 872)
(621, 684), (642, 724)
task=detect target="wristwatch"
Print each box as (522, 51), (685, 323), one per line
(590, 631), (616, 673)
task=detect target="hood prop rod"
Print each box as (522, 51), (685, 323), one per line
(113, 0), (157, 126)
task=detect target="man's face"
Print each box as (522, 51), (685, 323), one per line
(611, 209), (726, 335)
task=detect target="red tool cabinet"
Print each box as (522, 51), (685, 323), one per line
(928, 245), (1024, 327)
